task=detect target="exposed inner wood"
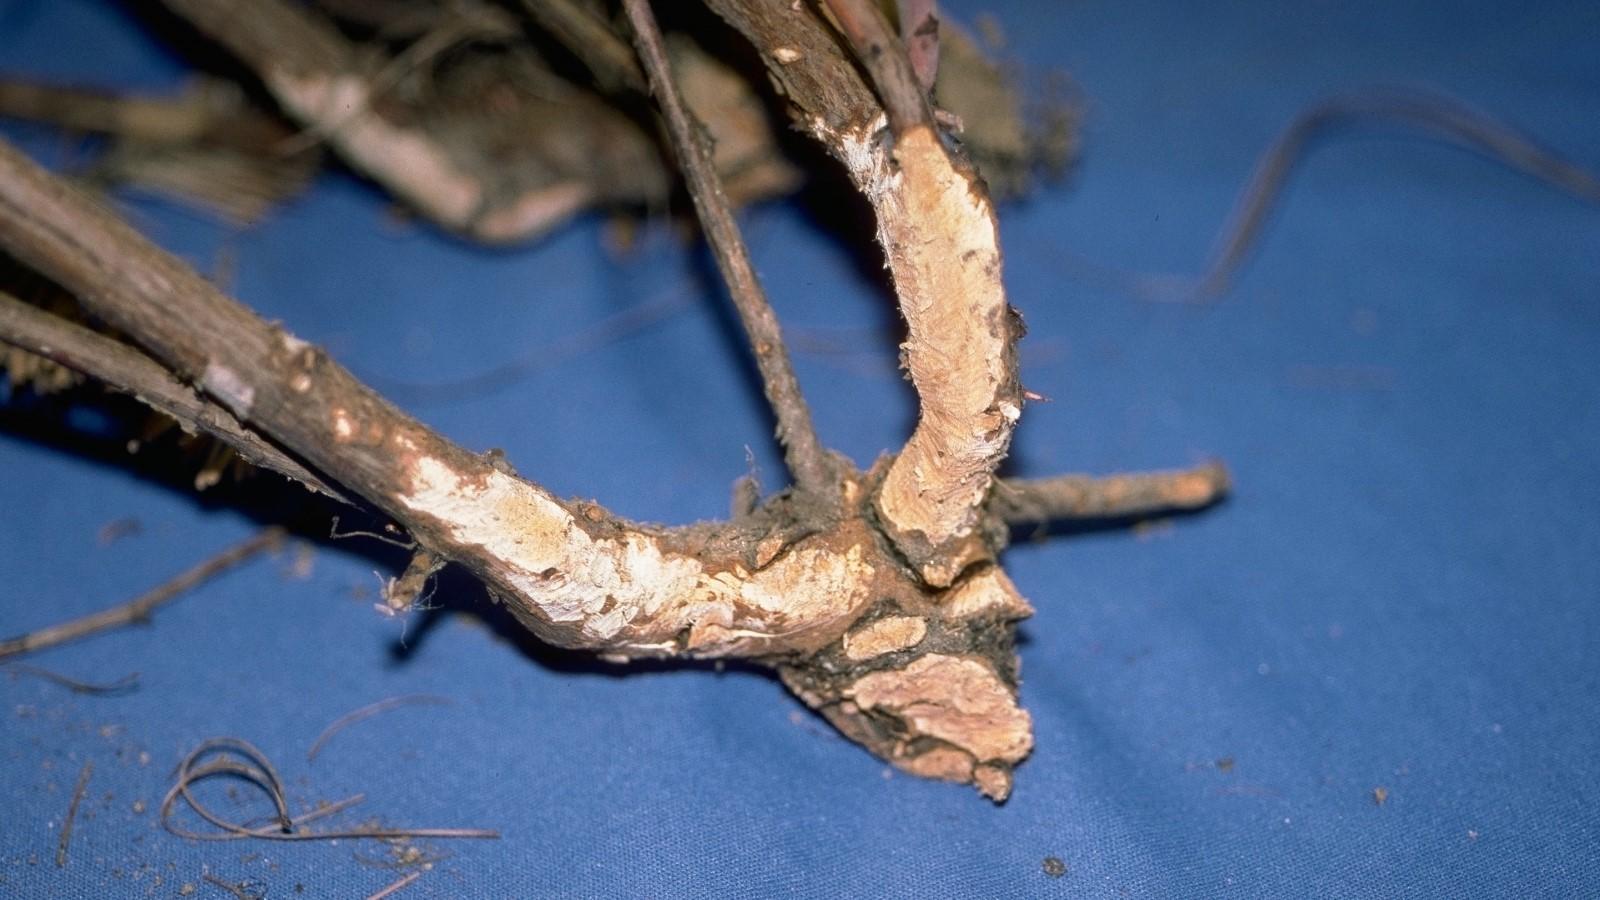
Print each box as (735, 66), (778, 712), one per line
(709, 0), (1022, 587)
(0, 1), (1228, 802)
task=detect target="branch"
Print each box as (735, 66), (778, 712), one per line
(0, 136), (879, 659)
(0, 291), (343, 500)
(898, 0), (941, 95)
(993, 462), (1231, 524)
(622, 0), (836, 497)
(709, 0), (1023, 586)
(0, 130), (1043, 798)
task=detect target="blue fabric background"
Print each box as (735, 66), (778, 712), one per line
(2, 0), (1597, 896)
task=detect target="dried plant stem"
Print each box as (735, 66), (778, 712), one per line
(0, 529), (284, 661)
(623, 0), (835, 497)
(366, 872), (423, 900)
(1192, 87), (1600, 300)
(993, 462), (1231, 524)
(2, 663), (139, 695)
(155, 0), (592, 243)
(56, 760), (93, 867)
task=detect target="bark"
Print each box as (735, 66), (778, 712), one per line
(0, 291), (341, 500)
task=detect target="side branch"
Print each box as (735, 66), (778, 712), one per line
(820, 0), (933, 133)
(0, 292), (342, 500)
(0, 528), (284, 661)
(993, 462), (1231, 524)
(622, 0), (835, 498)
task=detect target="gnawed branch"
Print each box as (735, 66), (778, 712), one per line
(0, 4), (1215, 802)
(711, 0), (1023, 586)
(0, 130), (1042, 796)
(0, 137), (865, 658)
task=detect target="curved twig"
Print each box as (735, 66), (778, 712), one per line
(307, 694), (452, 761)
(0, 529), (284, 661)
(1144, 87), (1600, 303)
(2, 663), (140, 696)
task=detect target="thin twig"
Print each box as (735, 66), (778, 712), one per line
(366, 871), (423, 900)
(0, 528), (285, 661)
(992, 461), (1231, 524)
(308, 694), (452, 761)
(1193, 87), (1600, 299)
(821, 0), (933, 133)
(0, 292), (343, 500)
(329, 516), (416, 549)
(3, 663), (140, 696)
(623, 0), (836, 498)
(56, 760), (93, 867)
(284, 793), (366, 829)
(162, 737), (499, 842)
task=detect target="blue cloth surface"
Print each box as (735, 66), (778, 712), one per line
(1, 0), (1597, 896)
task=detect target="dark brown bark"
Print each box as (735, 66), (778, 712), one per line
(0, 291), (341, 500)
